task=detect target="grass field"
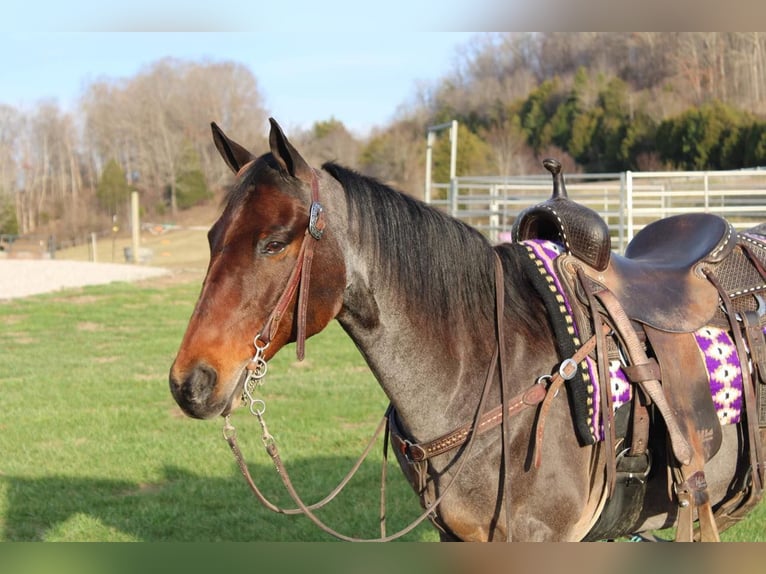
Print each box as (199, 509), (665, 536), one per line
(0, 277), (438, 542)
(2, 266), (765, 542)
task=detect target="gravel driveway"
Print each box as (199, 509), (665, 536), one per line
(0, 259), (170, 300)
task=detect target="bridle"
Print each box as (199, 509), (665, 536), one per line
(223, 164), (455, 541)
(245, 166), (326, 366)
(230, 166), (326, 414)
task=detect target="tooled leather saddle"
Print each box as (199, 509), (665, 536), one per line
(512, 159), (766, 541)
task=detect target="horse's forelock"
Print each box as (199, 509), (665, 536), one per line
(221, 153), (303, 212)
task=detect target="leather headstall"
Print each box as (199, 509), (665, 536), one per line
(247, 167), (326, 361)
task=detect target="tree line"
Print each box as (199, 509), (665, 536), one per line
(510, 71), (766, 173)
(0, 58), (268, 240)
(372, 32), (766, 185)
(2, 33), (766, 242)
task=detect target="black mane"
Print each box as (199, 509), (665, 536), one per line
(323, 162), (538, 334)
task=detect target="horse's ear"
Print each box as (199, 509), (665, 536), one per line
(211, 122), (254, 174)
(268, 117), (313, 183)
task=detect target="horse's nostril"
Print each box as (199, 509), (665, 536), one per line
(186, 364), (218, 398)
(170, 364), (220, 419)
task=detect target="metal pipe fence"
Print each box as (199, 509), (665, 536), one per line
(427, 168), (766, 253)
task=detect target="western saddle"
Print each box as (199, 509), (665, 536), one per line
(512, 159), (766, 541)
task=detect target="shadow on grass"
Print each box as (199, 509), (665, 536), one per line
(2, 459), (432, 542)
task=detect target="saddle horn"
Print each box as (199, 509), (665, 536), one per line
(512, 158), (612, 271)
(543, 158), (566, 198)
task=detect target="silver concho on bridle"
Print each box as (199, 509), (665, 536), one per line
(309, 202), (324, 240)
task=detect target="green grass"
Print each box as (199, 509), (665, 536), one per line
(1, 277), (765, 542)
(0, 279), (438, 542)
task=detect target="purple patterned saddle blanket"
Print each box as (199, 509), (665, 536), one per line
(521, 239), (746, 442)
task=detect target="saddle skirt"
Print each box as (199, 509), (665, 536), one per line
(518, 239), (755, 444)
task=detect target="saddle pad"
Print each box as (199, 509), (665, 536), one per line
(520, 239), (744, 444)
(694, 326), (743, 426)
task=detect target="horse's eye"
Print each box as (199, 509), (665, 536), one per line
(262, 240), (286, 255)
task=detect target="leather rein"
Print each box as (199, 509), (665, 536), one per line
(221, 167), (598, 541)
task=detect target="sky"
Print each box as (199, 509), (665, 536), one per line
(0, 31), (479, 137)
(0, 0), (491, 138)
(1, 1), (762, 138)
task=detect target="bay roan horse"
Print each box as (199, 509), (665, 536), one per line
(170, 118), (766, 541)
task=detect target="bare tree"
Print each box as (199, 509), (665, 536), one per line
(0, 105), (21, 200)
(360, 117), (426, 197)
(10, 103), (82, 236)
(292, 118), (361, 168)
(81, 58), (268, 218)
(482, 117), (538, 176)
(732, 32), (766, 112)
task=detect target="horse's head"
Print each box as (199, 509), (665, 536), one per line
(169, 118), (346, 419)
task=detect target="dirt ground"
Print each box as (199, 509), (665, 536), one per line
(0, 259), (171, 300)
(0, 222), (214, 300)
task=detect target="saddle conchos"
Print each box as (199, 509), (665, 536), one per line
(512, 159), (766, 541)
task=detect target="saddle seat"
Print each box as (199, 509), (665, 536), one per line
(582, 212), (737, 333)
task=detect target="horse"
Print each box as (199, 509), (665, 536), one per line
(169, 117), (765, 541)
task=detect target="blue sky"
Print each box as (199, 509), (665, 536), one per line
(0, 1), (486, 137)
(2, 2), (481, 32)
(2, 2), (758, 138)
(0, 31), (476, 137)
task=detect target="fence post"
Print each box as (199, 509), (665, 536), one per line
(90, 232), (97, 263)
(624, 170), (633, 246)
(424, 120), (458, 205)
(489, 183), (499, 243)
(449, 178), (458, 218)
(130, 191), (140, 264)
(424, 131), (434, 203)
(449, 120), (458, 182)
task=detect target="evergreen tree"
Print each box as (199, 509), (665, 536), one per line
(657, 101), (755, 170)
(174, 169), (210, 210)
(172, 143), (211, 211)
(96, 159), (130, 216)
(740, 122), (766, 168)
(549, 67), (588, 150)
(0, 195), (19, 236)
(432, 123), (494, 182)
(589, 78), (633, 171)
(519, 79), (560, 154)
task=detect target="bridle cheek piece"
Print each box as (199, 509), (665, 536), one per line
(247, 169), (325, 363)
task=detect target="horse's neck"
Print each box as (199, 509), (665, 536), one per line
(335, 245), (547, 443)
(321, 174), (556, 440)
(336, 282), (489, 439)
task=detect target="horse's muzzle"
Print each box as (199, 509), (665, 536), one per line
(169, 363), (227, 419)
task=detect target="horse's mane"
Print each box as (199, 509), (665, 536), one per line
(323, 162), (539, 334)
